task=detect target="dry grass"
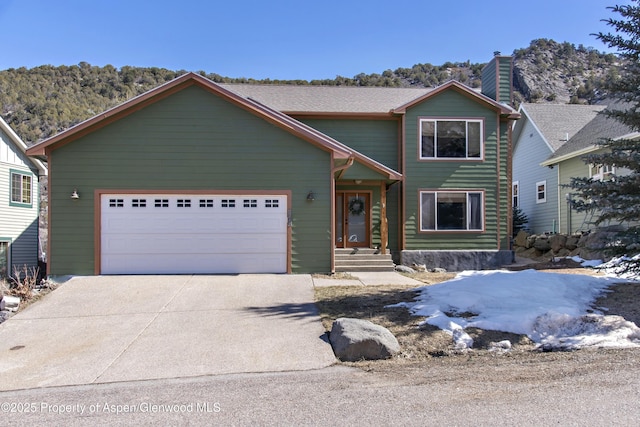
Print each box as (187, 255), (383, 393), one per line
(314, 262), (638, 369)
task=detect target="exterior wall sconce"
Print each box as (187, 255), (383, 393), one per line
(306, 191), (315, 201)
(71, 189), (80, 199)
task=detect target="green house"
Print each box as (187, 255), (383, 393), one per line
(27, 56), (519, 275)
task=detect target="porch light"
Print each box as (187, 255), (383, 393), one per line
(306, 191), (315, 201)
(71, 189), (80, 199)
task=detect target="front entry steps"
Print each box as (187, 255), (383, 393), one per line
(334, 248), (396, 272)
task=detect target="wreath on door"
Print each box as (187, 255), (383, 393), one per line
(348, 197), (365, 215)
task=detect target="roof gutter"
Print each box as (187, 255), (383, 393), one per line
(540, 132), (640, 167)
(540, 146), (600, 167)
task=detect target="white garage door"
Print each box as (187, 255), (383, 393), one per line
(100, 194), (288, 274)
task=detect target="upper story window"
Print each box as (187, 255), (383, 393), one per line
(10, 170), (33, 207)
(536, 180), (547, 204)
(420, 119), (483, 160)
(420, 190), (484, 231)
(590, 164), (614, 181)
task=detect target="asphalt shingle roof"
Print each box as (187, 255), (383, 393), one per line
(520, 103), (607, 151)
(219, 84), (434, 114)
(545, 105), (634, 162)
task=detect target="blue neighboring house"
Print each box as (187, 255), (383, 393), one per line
(512, 103), (605, 234)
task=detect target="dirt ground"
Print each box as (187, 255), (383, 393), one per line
(314, 258), (640, 373)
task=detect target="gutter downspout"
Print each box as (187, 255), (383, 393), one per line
(332, 156), (355, 178)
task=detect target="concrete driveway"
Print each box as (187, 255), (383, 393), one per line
(0, 275), (336, 391)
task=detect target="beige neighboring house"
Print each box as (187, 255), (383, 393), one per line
(0, 116), (47, 279)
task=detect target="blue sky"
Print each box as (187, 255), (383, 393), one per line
(0, 1), (627, 80)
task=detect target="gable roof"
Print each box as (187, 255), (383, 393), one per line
(25, 72), (402, 181)
(0, 116), (47, 175)
(393, 80), (519, 118)
(220, 83), (431, 115)
(515, 104), (606, 152)
(541, 105), (636, 166)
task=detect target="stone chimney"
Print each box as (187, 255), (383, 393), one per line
(481, 54), (514, 107)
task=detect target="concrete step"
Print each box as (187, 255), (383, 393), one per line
(334, 247), (395, 272)
(334, 258), (394, 267)
(334, 254), (393, 260)
(334, 248), (381, 255)
(334, 265), (396, 272)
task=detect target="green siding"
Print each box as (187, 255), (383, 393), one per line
(49, 85), (333, 275)
(498, 57), (513, 105)
(340, 160), (391, 181)
(299, 118), (399, 170)
(481, 56), (512, 104)
(403, 89), (509, 250)
(559, 156), (596, 234)
(481, 60), (497, 101)
(386, 184), (400, 252)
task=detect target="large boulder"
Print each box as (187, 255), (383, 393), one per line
(329, 318), (400, 361)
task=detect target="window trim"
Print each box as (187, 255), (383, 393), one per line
(9, 169), (34, 208)
(418, 189), (485, 232)
(418, 118), (485, 160)
(536, 180), (547, 204)
(512, 181), (520, 208)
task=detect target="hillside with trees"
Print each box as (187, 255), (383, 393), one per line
(0, 39), (622, 145)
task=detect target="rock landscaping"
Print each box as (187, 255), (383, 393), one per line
(513, 229), (619, 261)
(329, 317), (400, 361)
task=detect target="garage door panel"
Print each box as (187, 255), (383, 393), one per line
(102, 234), (287, 254)
(102, 253), (286, 274)
(100, 194), (288, 274)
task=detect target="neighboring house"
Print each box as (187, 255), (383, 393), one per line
(512, 104), (605, 234)
(26, 55), (519, 276)
(540, 107), (636, 234)
(0, 116), (47, 279)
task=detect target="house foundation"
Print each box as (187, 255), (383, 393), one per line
(400, 250), (515, 271)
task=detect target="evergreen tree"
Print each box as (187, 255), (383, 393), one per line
(570, 1), (640, 273)
(512, 206), (529, 237)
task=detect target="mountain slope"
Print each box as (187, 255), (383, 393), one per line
(0, 39), (620, 145)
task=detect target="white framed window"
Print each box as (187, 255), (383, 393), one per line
(420, 190), (484, 231)
(512, 181), (520, 208)
(590, 164), (614, 181)
(536, 181), (547, 204)
(10, 170), (33, 207)
(419, 119), (483, 159)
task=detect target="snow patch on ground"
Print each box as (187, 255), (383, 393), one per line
(391, 269), (640, 351)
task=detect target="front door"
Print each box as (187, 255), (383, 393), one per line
(336, 192), (370, 248)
